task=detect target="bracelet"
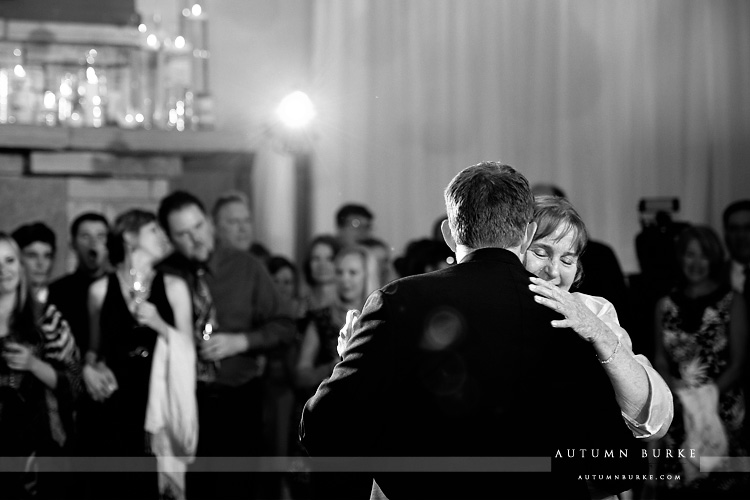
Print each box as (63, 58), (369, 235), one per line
(599, 336), (621, 364)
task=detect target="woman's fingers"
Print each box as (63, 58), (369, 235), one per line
(550, 319), (573, 328)
(534, 294), (561, 312)
(529, 283), (556, 300)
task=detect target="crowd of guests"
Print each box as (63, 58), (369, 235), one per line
(0, 179), (748, 499)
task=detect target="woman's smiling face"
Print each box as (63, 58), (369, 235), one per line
(524, 225), (580, 292)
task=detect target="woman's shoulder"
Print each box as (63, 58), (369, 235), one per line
(163, 272), (188, 290)
(89, 274), (110, 295)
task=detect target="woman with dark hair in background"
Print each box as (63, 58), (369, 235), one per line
(84, 209), (196, 500)
(654, 225), (748, 498)
(268, 255), (304, 318)
(301, 235), (341, 313)
(11, 222), (57, 305)
(0, 232), (81, 498)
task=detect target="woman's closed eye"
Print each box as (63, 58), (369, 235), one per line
(530, 247), (548, 258)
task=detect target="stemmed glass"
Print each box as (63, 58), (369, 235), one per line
(130, 269), (150, 307)
(128, 269), (151, 358)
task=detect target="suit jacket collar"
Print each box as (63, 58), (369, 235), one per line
(460, 247), (524, 267)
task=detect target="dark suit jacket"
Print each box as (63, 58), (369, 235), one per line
(576, 240), (630, 327)
(724, 260), (750, 439)
(301, 248), (646, 499)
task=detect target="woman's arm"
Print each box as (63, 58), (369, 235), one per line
(529, 279), (651, 423)
(2, 342), (58, 388)
(714, 292), (748, 393)
(155, 275), (198, 458)
(39, 304), (83, 400)
(295, 322), (336, 389)
(582, 311), (653, 425)
(87, 278), (106, 360)
(164, 275), (194, 339)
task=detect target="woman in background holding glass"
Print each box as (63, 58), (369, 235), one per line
(0, 232), (81, 498)
(84, 209), (196, 500)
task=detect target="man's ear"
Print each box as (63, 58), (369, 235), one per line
(441, 219), (457, 252)
(519, 221), (537, 254)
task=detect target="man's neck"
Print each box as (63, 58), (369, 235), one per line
(455, 245), (523, 263)
(77, 266), (106, 280)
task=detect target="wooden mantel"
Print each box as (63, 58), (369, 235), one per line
(0, 124), (253, 154)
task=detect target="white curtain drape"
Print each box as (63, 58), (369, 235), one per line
(308, 0), (750, 273)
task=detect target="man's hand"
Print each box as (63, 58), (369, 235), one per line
(200, 333), (249, 361)
(83, 362), (119, 402)
(337, 309), (361, 359)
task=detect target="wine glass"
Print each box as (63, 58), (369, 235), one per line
(131, 270), (150, 306)
(129, 270), (151, 358)
(197, 319), (221, 381)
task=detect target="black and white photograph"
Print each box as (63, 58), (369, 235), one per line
(1, 1), (749, 499)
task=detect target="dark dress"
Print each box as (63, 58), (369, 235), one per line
(93, 272), (173, 499)
(307, 304), (348, 369)
(656, 284), (748, 497)
(0, 301), (82, 499)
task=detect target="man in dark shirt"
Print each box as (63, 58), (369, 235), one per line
(47, 212), (110, 354)
(46, 212), (110, 494)
(722, 199), (750, 444)
(157, 190), (295, 500)
(335, 202), (374, 246)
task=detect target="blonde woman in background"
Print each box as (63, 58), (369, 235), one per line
(296, 245), (380, 390)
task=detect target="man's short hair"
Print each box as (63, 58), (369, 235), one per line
(335, 203), (373, 228)
(70, 212), (109, 240)
(211, 190), (251, 221)
(531, 183), (567, 199)
(722, 199), (750, 228)
(444, 161), (534, 249)
(158, 190), (206, 238)
(12, 222), (57, 254)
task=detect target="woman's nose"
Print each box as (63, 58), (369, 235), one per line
(544, 260), (560, 278)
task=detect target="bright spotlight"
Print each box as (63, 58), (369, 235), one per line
(276, 91), (316, 128)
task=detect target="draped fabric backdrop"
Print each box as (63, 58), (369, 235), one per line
(305, 0), (750, 273)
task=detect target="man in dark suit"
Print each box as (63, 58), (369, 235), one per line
(301, 162), (646, 499)
(722, 199), (750, 443)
